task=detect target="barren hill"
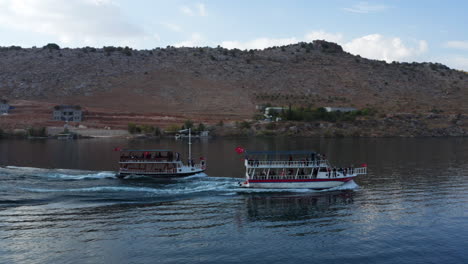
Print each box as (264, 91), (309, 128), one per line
(0, 41), (467, 129)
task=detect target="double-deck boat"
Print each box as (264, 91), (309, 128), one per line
(116, 129), (206, 178)
(239, 150), (367, 189)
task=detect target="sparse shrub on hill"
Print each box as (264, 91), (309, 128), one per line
(0, 46), (22, 51)
(265, 122), (277, 130)
(196, 123), (206, 132)
(127, 123), (161, 135)
(165, 124), (181, 133)
(27, 127), (47, 137)
(43, 43), (60, 50)
(182, 120), (194, 130)
(122, 46), (132, 56)
(238, 121), (251, 129)
(280, 106), (377, 122)
(127, 123), (140, 134)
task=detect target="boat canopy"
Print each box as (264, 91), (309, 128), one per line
(245, 150), (316, 156)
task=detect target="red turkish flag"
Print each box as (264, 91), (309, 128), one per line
(235, 147), (245, 154)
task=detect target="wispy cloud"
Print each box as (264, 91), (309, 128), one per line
(0, 0), (154, 47)
(161, 22), (182, 32)
(174, 32), (204, 47)
(221, 31), (428, 63)
(221, 30), (342, 50)
(445, 41), (468, 50)
(343, 34), (428, 62)
(221, 37), (298, 50)
(343, 1), (389, 13)
(180, 3), (207, 17)
(197, 3), (206, 16)
(180, 5), (194, 16)
(304, 30), (343, 43)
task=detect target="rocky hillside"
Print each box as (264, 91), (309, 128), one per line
(0, 41), (467, 130)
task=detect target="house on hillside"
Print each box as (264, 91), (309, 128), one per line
(324, 107), (357, 113)
(53, 105), (82, 122)
(264, 107), (287, 121)
(0, 100), (10, 114)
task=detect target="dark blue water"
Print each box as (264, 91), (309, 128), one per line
(0, 138), (467, 264)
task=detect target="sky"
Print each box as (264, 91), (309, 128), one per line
(0, 0), (467, 70)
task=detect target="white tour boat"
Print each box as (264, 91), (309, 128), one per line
(116, 129), (206, 178)
(239, 150), (367, 189)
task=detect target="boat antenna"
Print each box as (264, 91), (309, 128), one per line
(188, 127), (192, 161)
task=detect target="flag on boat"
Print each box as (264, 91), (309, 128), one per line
(235, 146), (245, 154)
(361, 163), (367, 167)
(113, 147), (122, 151)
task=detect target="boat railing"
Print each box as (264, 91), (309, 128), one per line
(120, 167), (178, 174)
(354, 167), (367, 175)
(120, 159), (182, 164)
(245, 159), (328, 168)
(193, 163), (204, 169)
(250, 174), (317, 180)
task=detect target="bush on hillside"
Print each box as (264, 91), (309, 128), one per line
(43, 43), (60, 50)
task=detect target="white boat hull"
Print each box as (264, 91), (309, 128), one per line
(240, 176), (355, 189)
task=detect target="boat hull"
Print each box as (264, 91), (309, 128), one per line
(240, 176), (355, 189)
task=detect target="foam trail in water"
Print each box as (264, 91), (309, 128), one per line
(2, 166), (116, 180)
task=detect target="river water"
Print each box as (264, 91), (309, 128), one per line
(0, 137), (467, 264)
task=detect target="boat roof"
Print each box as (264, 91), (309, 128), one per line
(245, 150), (316, 156)
(121, 149), (173, 152)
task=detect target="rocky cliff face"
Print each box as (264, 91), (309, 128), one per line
(0, 41), (467, 130)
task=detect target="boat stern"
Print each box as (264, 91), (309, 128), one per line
(239, 180), (250, 188)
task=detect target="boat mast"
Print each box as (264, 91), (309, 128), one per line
(188, 128), (192, 161)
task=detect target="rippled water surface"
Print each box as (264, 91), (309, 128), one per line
(0, 138), (467, 264)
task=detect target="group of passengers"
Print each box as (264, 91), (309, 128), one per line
(328, 166), (354, 177)
(246, 153), (327, 167)
(120, 152), (181, 161)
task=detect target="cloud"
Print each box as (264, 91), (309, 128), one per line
(304, 30), (343, 43)
(221, 37), (299, 50)
(220, 31), (428, 63)
(220, 30), (342, 50)
(161, 22), (183, 32)
(441, 56), (468, 71)
(0, 0), (155, 47)
(197, 3), (207, 16)
(343, 1), (389, 13)
(343, 34), (428, 62)
(180, 5), (194, 16)
(174, 33), (204, 47)
(445, 41), (468, 50)
(180, 3), (207, 16)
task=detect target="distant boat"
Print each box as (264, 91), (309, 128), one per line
(175, 130), (209, 139)
(117, 128), (206, 178)
(56, 133), (75, 140)
(239, 150), (367, 189)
